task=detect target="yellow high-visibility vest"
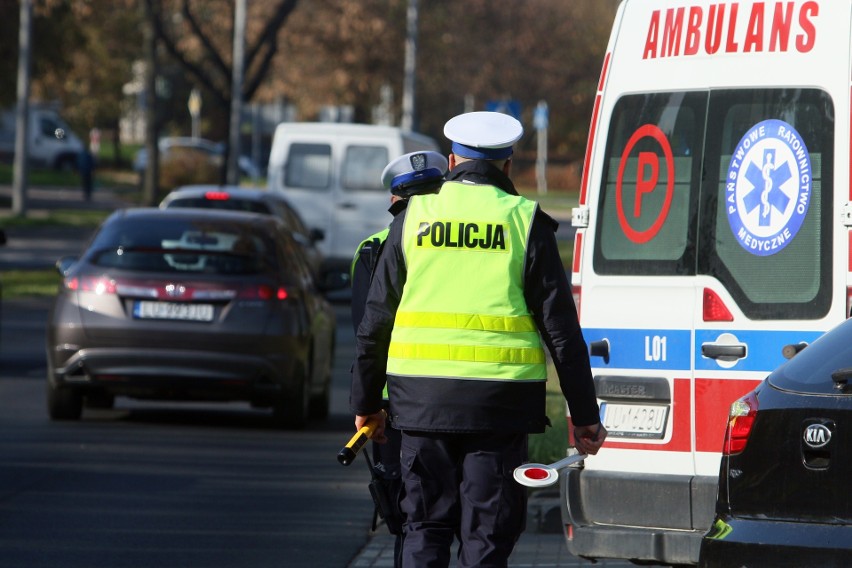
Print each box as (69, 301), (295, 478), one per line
(387, 181), (546, 381)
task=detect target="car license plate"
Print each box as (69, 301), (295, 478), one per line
(133, 301), (214, 322)
(601, 402), (669, 439)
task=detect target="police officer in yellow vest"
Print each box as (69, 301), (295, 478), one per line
(351, 151), (448, 333)
(351, 111), (606, 567)
(350, 151), (447, 568)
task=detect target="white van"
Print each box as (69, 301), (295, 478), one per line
(564, 0), (847, 565)
(266, 123), (439, 277)
(0, 104), (84, 170)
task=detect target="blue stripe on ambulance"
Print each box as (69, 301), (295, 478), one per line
(584, 328), (826, 373)
(583, 328), (690, 370)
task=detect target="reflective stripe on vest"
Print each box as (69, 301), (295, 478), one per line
(388, 181), (546, 381)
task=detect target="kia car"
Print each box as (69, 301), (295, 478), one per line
(159, 185), (325, 278)
(699, 318), (852, 567)
(46, 208), (338, 428)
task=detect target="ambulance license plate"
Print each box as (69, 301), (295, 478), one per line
(601, 402), (669, 439)
(134, 301), (214, 322)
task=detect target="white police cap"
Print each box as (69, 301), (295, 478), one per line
(381, 151), (448, 196)
(443, 111), (524, 160)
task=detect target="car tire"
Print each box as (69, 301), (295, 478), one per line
(47, 383), (83, 421)
(272, 367), (309, 430)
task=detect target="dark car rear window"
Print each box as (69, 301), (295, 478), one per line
(89, 216), (275, 275)
(769, 318), (852, 395)
(166, 197), (272, 216)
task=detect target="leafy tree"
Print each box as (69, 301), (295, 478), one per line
(261, 0), (618, 171)
(2, 0), (618, 190)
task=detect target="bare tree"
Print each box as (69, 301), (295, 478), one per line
(142, 0), (299, 179)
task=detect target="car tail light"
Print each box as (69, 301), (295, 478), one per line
(204, 191), (230, 201)
(723, 390), (758, 455)
(64, 275), (117, 295)
(703, 288), (734, 322)
(846, 286), (852, 318)
(239, 284), (288, 300)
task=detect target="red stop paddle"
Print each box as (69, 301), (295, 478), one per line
(513, 453), (588, 487)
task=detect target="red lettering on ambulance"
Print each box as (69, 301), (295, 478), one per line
(706, 4), (725, 54)
(643, 2), (819, 59)
(769, 2), (793, 51)
(744, 3), (764, 52)
(663, 7), (685, 56)
(796, 1), (818, 52)
(644, 11), (661, 59)
(684, 6), (702, 55)
(725, 3), (740, 52)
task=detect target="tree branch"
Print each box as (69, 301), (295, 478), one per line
(245, 0), (298, 71)
(180, 0), (230, 82)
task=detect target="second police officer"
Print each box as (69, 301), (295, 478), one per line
(350, 150), (448, 568)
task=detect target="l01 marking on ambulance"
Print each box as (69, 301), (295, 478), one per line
(725, 119), (812, 256)
(583, 328), (690, 369)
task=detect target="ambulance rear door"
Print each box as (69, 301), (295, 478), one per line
(565, 1), (849, 563)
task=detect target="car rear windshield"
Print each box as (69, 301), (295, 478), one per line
(769, 318), (852, 395)
(89, 217), (275, 275)
(166, 197), (272, 216)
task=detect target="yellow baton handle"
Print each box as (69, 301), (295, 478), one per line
(337, 414), (381, 466)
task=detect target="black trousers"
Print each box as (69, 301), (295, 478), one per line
(398, 430), (527, 568)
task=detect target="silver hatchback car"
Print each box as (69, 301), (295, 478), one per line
(46, 208), (338, 428)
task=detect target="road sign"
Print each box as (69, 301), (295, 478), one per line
(534, 101), (549, 130)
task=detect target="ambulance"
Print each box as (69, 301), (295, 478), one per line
(563, 0), (847, 564)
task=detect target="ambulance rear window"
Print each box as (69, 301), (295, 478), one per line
(594, 92), (706, 275)
(594, 88), (833, 320)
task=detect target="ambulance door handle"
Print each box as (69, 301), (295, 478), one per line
(701, 343), (747, 361)
(589, 339), (610, 365)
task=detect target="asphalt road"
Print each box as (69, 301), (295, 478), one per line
(0, 295), (378, 568)
(0, 185), (610, 568)
(0, 184), (377, 566)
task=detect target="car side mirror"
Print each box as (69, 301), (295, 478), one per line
(310, 227), (325, 242)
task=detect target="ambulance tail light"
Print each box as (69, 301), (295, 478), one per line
(703, 288), (734, 322)
(722, 390), (758, 455)
(847, 287), (852, 318)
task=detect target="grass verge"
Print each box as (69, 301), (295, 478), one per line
(1, 208), (110, 229)
(2, 270), (61, 298)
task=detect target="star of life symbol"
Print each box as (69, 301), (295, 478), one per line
(726, 119), (811, 257)
(744, 148), (790, 227)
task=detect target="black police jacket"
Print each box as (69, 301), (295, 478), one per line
(351, 160), (600, 433)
